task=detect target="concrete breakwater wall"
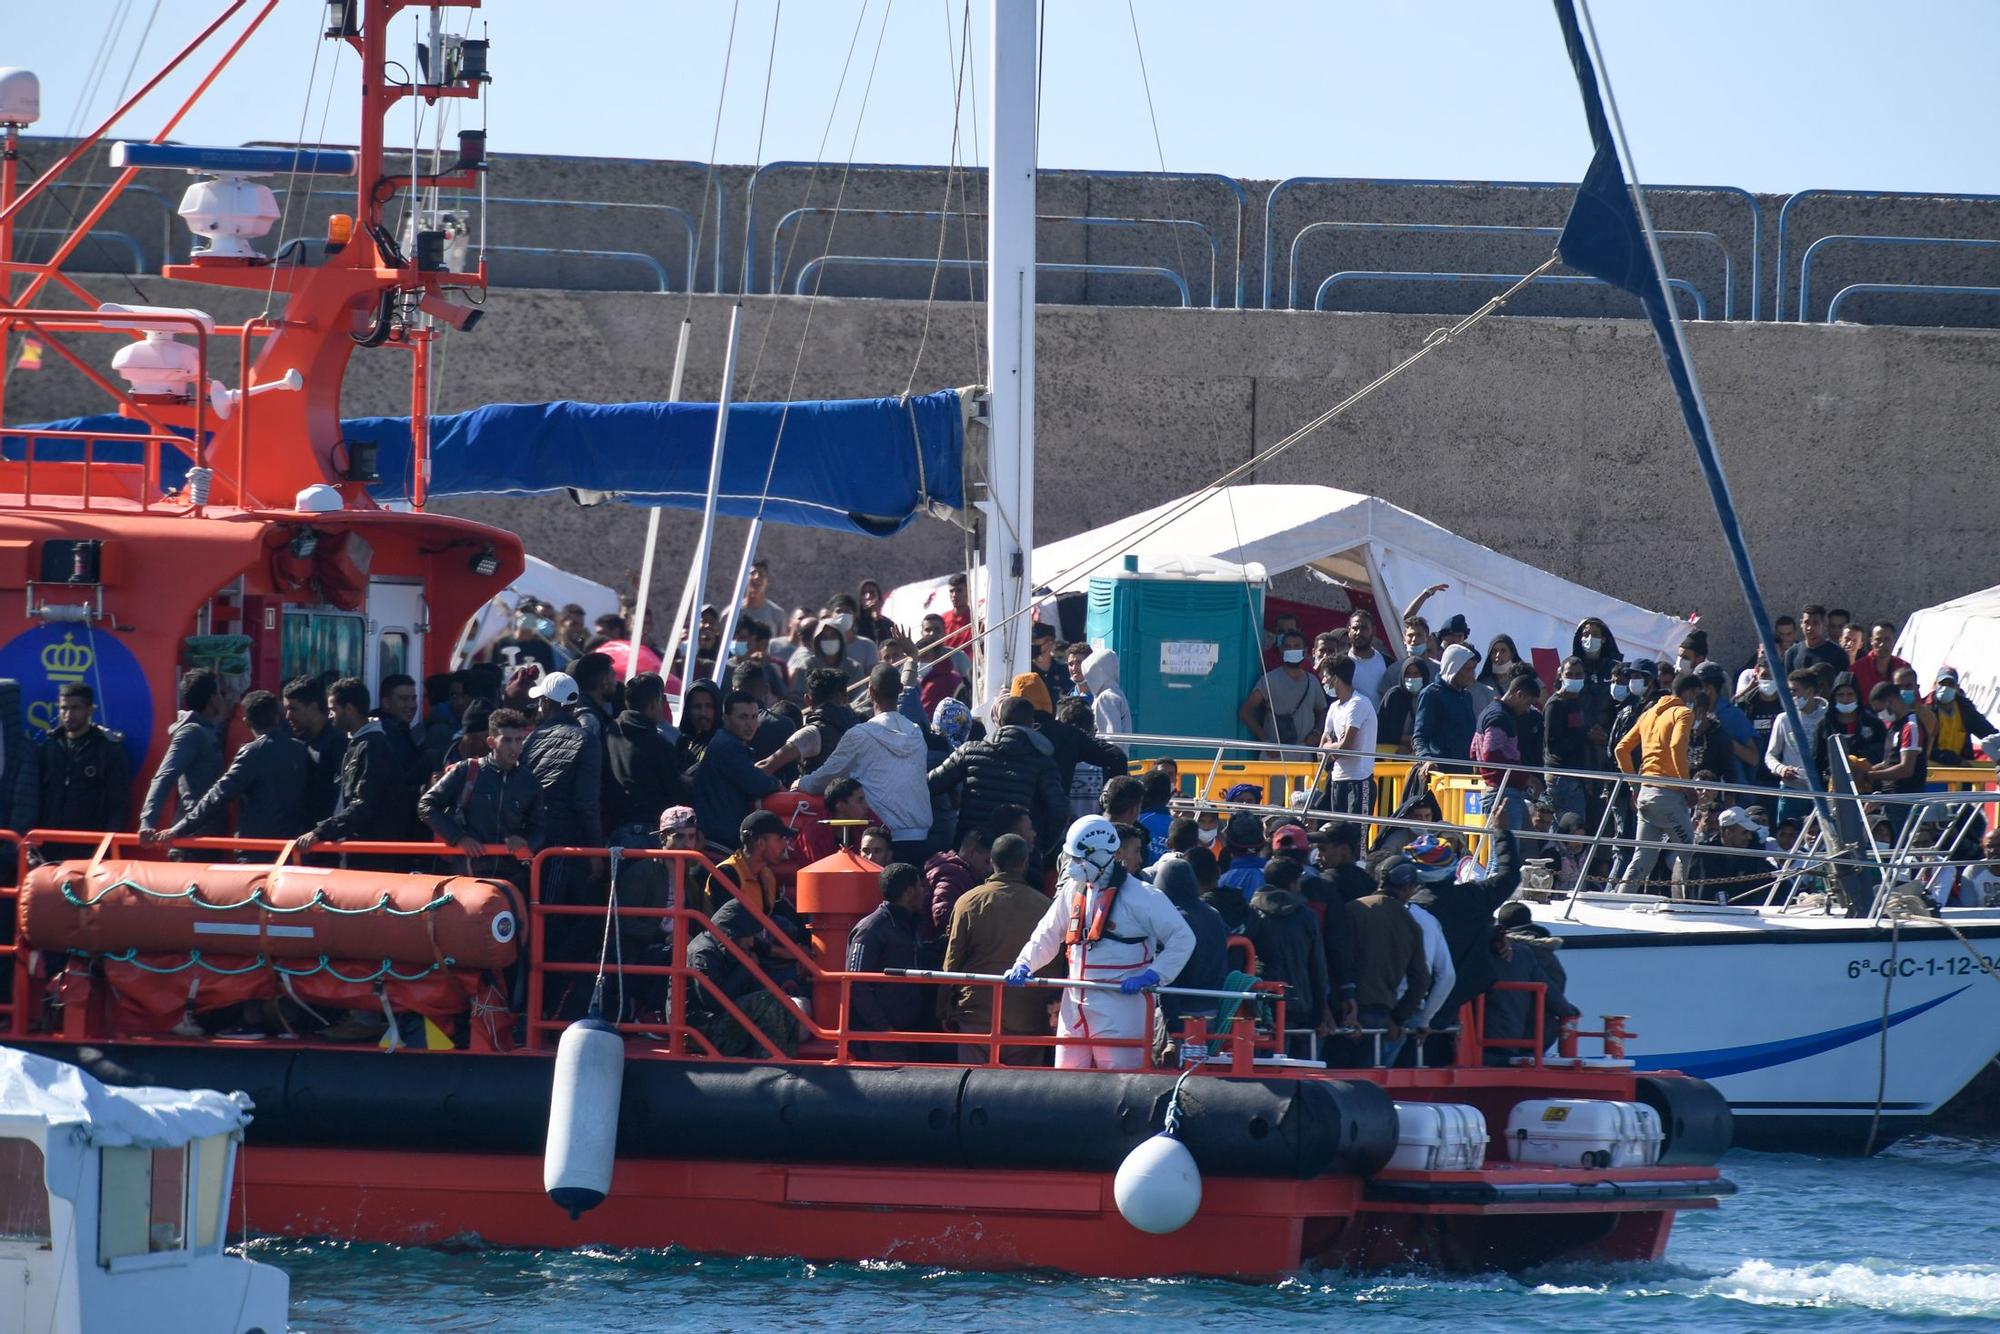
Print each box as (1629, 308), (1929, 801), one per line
(9, 284), (1998, 661)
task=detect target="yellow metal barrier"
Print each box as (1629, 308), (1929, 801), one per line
(1156, 751), (1416, 819)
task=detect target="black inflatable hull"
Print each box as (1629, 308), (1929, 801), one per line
(38, 1043), (1400, 1179)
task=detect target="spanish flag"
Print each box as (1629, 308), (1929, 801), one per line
(12, 337), (43, 372)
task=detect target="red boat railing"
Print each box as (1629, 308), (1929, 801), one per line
(4, 828), (1638, 1076)
(3, 828), (1300, 1071)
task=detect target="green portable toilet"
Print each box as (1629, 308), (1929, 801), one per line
(1085, 554), (1266, 751)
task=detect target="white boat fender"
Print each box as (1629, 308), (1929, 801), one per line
(1114, 1071), (1202, 1234)
(543, 1012), (625, 1219)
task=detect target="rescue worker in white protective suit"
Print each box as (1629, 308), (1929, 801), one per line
(1006, 815), (1195, 1069)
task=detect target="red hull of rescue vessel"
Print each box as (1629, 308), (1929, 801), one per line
(10, 836), (1733, 1282)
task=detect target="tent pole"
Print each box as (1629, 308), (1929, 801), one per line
(676, 302), (743, 720)
(627, 316), (693, 684)
(978, 0), (1036, 706)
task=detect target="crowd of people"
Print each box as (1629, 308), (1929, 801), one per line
(16, 555), (1996, 1061)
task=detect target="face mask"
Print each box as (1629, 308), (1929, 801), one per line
(1877, 709), (1898, 726)
(1835, 700), (1858, 715)
(1899, 688), (1917, 705)
(1938, 686), (1958, 704)
(817, 638), (841, 656)
(514, 611), (535, 632)
(730, 640), (749, 659)
(1758, 680), (1778, 698)
(1559, 677), (1584, 695)
(536, 617), (558, 640)
(1610, 682), (1630, 702)
(1197, 826), (1220, 846)
(1677, 656), (1694, 670)
(1404, 677), (1424, 694)
(1581, 635), (1603, 655)
(831, 612), (855, 635)
(1281, 649), (1305, 665)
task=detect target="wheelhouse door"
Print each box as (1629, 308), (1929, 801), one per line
(367, 579), (427, 699)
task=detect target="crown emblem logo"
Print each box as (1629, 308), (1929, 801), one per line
(41, 633), (93, 683)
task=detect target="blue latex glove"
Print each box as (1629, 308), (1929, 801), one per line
(1120, 968), (1162, 995)
(1004, 963), (1032, 986)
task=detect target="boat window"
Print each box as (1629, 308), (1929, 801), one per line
(0, 1138), (50, 1244)
(281, 610), (365, 683)
(192, 1135), (229, 1250)
(379, 630), (409, 682)
(149, 1146), (185, 1252)
(98, 1145), (188, 1263)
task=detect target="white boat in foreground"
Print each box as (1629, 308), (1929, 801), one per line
(0, 1047), (286, 1333)
(1524, 893), (2000, 1153)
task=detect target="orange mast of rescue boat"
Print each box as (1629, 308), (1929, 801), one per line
(0, 0), (488, 509)
(0, 0), (519, 803)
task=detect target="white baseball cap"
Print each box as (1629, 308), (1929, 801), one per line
(529, 670), (579, 705)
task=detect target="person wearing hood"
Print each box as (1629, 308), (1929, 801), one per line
(1082, 647), (1131, 737)
(1413, 643), (1480, 765)
(675, 680), (722, 772)
(1010, 672), (1131, 798)
(1816, 670), (1886, 787)
(798, 666), (936, 865)
(604, 672), (690, 843)
(1377, 655), (1428, 753)
(1246, 855), (1332, 1051)
(1006, 815), (1196, 1070)
(687, 898), (802, 1058)
(1571, 616), (1624, 739)
(138, 667), (232, 852)
(929, 694), (1070, 858)
(788, 619), (865, 697)
(688, 690), (782, 852)
(1151, 854), (1229, 1040)
(1402, 826), (1522, 1061)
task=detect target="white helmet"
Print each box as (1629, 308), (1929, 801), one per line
(1063, 815), (1122, 885)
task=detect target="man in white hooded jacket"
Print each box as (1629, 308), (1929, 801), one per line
(798, 665), (933, 865)
(1082, 647), (1132, 738)
(1008, 815), (1194, 1069)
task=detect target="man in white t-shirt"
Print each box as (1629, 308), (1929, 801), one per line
(1343, 607), (1390, 702)
(1320, 654), (1379, 817)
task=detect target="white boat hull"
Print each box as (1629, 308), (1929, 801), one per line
(1529, 897), (2000, 1153)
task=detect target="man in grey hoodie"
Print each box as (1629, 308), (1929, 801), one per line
(1083, 647), (1132, 737)
(139, 668), (232, 857)
(800, 665), (935, 865)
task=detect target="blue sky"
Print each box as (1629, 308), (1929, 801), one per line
(9, 0), (1998, 195)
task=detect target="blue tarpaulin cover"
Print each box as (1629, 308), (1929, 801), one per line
(7, 388), (967, 538)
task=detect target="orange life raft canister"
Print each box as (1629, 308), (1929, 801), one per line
(19, 860), (519, 968)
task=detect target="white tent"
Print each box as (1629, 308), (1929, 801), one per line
(452, 554), (623, 667)
(1027, 483), (1691, 668)
(1897, 584), (2000, 719)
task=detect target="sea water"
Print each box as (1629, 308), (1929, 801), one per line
(269, 1134), (2000, 1331)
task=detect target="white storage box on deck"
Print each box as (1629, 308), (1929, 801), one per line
(1387, 1101), (1488, 1172)
(1506, 1098), (1662, 1168)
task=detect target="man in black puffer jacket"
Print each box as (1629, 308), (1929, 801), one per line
(928, 696), (1069, 857)
(520, 671), (604, 852)
(1246, 855), (1330, 1050)
(1007, 672), (1130, 796)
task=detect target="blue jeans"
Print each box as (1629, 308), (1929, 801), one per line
(1548, 775), (1589, 824)
(1356, 1004), (1406, 1067)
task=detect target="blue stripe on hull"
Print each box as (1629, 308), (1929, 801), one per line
(1631, 987), (1967, 1079)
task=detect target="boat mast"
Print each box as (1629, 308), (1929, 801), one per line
(979, 0), (1036, 703)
